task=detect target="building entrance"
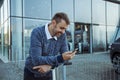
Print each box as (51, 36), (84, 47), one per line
(74, 23), (90, 54)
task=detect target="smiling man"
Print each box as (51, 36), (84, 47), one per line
(24, 12), (77, 80)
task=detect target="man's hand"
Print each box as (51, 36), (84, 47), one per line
(33, 65), (52, 73)
(62, 51), (77, 61)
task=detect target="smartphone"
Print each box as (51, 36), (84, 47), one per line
(72, 48), (78, 53)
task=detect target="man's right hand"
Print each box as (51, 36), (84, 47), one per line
(62, 51), (76, 61)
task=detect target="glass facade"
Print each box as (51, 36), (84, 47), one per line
(52, 0), (74, 22)
(115, 27), (120, 40)
(23, 19), (49, 59)
(23, 0), (51, 19)
(66, 23), (74, 51)
(11, 0), (22, 16)
(0, 0), (120, 80)
(4, 0), (8, 21)
(3, 20), (10, 60)
(107, 2), (119, 26)
(0, 0), (119, 61)
(74, 23), (90, 53)
(93, 25), (106, 52)
(11, 17), (22, 61)
(107, 26), (116, 43)
(92, 0), (105, 25)
(75, 0), (91, 23)
(0, 0), (10, 62)
(0, 6), (3, 24)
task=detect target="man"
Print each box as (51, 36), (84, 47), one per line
(24, 12), (77, 80)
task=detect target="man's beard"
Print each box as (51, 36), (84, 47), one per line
(55, 32), (62, 37)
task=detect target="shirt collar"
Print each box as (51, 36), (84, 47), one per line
(45, 23), (57, 40)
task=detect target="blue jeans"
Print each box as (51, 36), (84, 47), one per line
(24, 67), (52, 80)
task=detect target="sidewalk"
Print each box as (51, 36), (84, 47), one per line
(58, 52), (120, 80)
(0, 59), (23, 80)
(0, 52), (120, 80)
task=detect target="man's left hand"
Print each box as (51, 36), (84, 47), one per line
(33, 65), (52, 73)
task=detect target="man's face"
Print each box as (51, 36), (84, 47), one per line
(53, 19), (68, 37)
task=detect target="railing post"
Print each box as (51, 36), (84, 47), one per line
(63, 65), (67, 80)
(52, 69), (56, 80)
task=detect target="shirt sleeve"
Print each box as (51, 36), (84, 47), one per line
(29, 28), (63, 67)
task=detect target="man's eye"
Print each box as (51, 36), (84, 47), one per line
(61, 28), (65, 30)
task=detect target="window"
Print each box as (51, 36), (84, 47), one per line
(23, 18), (50, 59)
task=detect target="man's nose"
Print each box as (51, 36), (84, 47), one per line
(61, 30), (65, 34)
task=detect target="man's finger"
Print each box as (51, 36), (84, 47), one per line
(33, 66), (41, 69)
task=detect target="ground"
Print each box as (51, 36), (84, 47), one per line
(0, 52), (120, 80)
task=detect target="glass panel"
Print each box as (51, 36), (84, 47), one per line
(7, 0), (10, 17)
(0, 8), (1, 24)
(0, 25), (2, 56)
(66, 23), (74, 51)
(92, 0), (105, 25)
(1, 25), (3, 57)
(11, 17), (22, 61)
(3, 0), (8, 21)
(52, 0), (73, 22)
(74, 23), (90, 54)
(23, 19), (50, 59)
(3, 21), (9, 60)
(107, 26), (116, 45)
(75, 0), (91, 23)
(11, 0), (22, 16)
(8, 18), (11, 60)
(115, 28), (120, 40)
(93, 25), (106, 52)
(1, 6), (3, 24)
(107, 2), (119, 26)
(23, 0), (51, 19)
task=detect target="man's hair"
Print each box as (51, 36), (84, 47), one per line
(52, 12), (70, 25)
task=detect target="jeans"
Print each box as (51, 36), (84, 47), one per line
(24, 67), (52, 80)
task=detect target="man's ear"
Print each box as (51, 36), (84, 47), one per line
(52, 20), (56, 27)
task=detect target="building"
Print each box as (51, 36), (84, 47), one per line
(0, 0), (120, 64)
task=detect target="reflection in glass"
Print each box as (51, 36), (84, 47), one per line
(107, 26), (116, 47)
(23, 19), (49, 59)
(11, 0), (22, 16)
(0, 26), (1, 55)
(4, 0), (8, 21)
(92, 0), (105, 25)
(74, 23), (90, 54)
(93, 25), (106, 52)
(1, 20), (10, 61)
(115, 28), (120, 40)
(11, 17), (22, 61)
(23, 0), (51, 19)
(0, 25), (3, 57)
(66, 28), (72, 51)
(1, 6), (3, 24)
(52, 0), (73, 22)
(107, 2), (119, 26)
(75, 0), (91, 23)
